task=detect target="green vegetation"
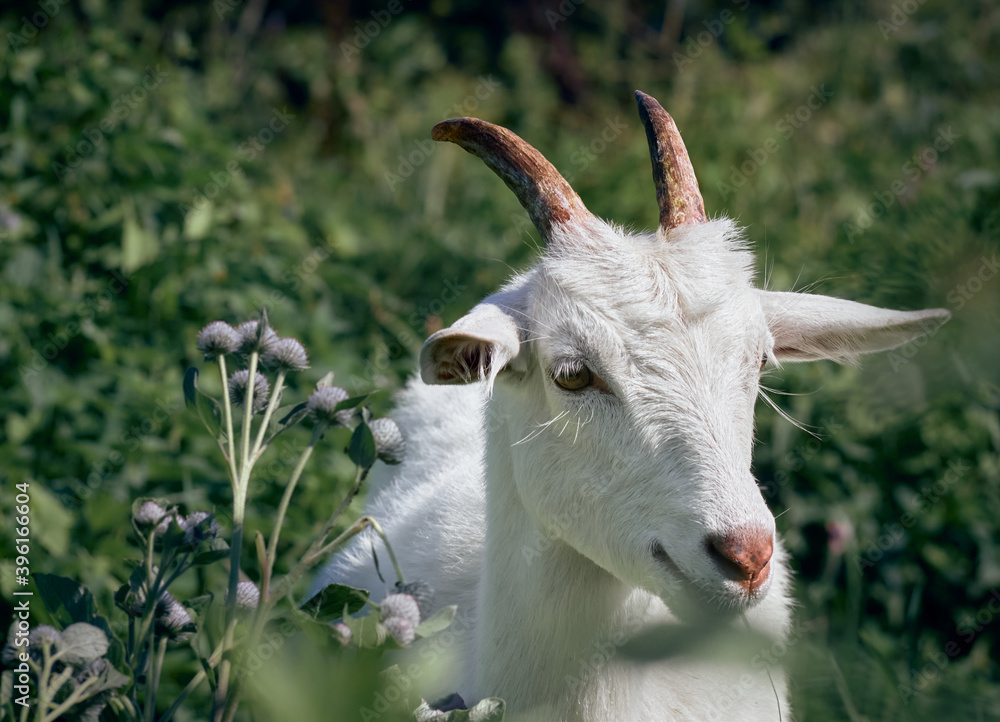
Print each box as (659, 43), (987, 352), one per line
(0, 0), (997, 719)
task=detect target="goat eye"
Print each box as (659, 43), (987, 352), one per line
(553, 366), (593, 391)
(759, 352), (769, 371)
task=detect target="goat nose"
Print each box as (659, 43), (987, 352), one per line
(707, 527), (774, 593)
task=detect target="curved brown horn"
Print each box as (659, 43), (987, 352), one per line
(634, 91), (707, 231)
(432, 118), (594, 243)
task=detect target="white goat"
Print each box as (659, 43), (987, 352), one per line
(316, 91), (949, 721)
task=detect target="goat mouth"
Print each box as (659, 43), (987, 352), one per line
(651, 540), (759, 616)
(651, 541), (690, 586)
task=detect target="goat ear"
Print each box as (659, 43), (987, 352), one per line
(420, 297), (522, 389)
(757, 290), (951, 363)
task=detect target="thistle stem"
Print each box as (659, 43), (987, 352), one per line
(157, 636), (226, 722)
(43, 675), (101, 722)
(211, 616), (240, 722)
(238, 351), (258, 480)
(146, 637), (168, 722)
(33, 645), (53, 722)
(271, 465), (369, 600)
(263, 422), (326, 599)
(218, 355), (239, 490)
(214, 352), (258, 721)
(250, 368), (286, 463)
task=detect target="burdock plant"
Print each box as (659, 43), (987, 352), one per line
(2, 309), (468, 722)
(184, 309), (418, 721)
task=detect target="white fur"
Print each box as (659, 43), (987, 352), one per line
(314, 216), (948, 721)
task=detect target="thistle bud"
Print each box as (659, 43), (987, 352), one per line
(197, 321), (240, 359)
(236, 320), (279, 355)
(383, 616), (416, 646)
(181, 511), (219, 547)
(261, 337), (310, 372)
(332, 622), (352, 646)
(395, 580), (435, 620)
(379, 593), (421, 628)
(370, 418), (406, 465)
(306, 386), (353, 426)
(229, 370), (271, 414)
(134, 501), (168, 530)
(153, 512), (184, 538)
(157, 592), (195, 640)
(226, 580), (261, 611)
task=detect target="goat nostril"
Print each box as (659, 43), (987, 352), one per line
(707, 528), (774, 588)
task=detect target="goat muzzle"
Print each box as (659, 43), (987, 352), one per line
(707, 527), (774, 595)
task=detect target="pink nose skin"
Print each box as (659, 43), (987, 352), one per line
(708, 528), (774, 595)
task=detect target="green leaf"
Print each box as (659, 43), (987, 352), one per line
(335, 394), (370, 413)
(191, 547), (231, 566)
(257, 307), (271, 345)
(185, 594), (215, 614)
(35, 574), (100, 628)
(60, 623), (110, 666)
(183, 367), (198, 407)
(300, 583), (370, 621)
(121, 198), (158, 272)
(113, 583), (130, 612)
(342, 613), (386, 649)
(414, 605), (457, 638)
(183, 367), (223, 438)
(347, 421), (377, 470)
(269, 402), (309, 442)
(183, 200), (213, 241)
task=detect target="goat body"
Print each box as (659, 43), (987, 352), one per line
(316, 92), (948, 721)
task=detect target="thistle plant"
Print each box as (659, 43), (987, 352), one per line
(2, 622), (129, 722)
(184, 309), (424, 721)
(2, 309), (473, 722)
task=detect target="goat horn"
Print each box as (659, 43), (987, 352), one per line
(432, 117), (594, 243)
(635, 91), (707, 232)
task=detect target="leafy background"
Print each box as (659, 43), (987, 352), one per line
(0, 0), (998, 719)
